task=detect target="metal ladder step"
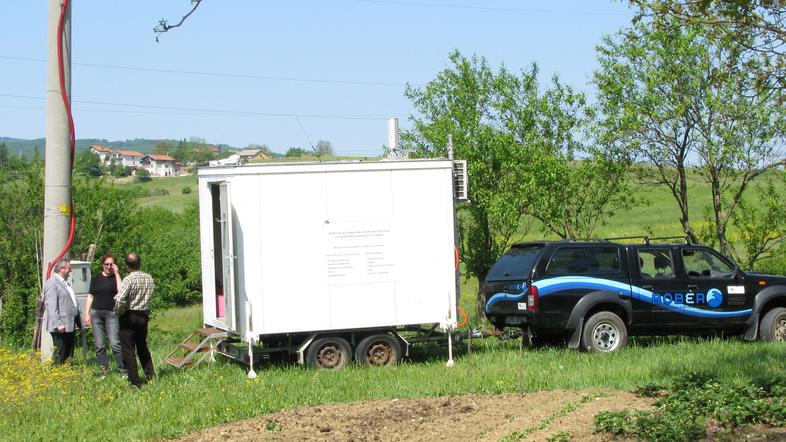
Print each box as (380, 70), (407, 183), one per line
(180, 342), (208, 353)
(165, 356), (194, 368)
(196, 327), (225, 337)
(164, 327), (230, 369)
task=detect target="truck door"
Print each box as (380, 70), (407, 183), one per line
(678, 247), (751, 332)
(218, 182), (238, 331)
(629, 247), (685, 331)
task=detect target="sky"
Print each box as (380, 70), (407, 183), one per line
(0, 1), (635, 156)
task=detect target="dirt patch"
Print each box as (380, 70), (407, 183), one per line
(178, 389), (656, 441)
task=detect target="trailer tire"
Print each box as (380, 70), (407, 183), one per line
(759, 307), (786, 342)
(305, 337), (352, 370)
(355, 334), (401, 367)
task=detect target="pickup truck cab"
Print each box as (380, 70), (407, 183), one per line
(482, 239), (786, 352)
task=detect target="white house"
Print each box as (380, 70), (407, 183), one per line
(89, 145), (114, 165)
(140, 154), (180, 177)
(110, 149), (145, 168)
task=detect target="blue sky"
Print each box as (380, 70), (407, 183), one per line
(0, 1), (634, 155)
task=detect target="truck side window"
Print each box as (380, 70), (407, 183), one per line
(682, 248), (735, 278)
(637, 249), (673, 279)
(546, 248), (588, 275)
(589, 247), (621, 273)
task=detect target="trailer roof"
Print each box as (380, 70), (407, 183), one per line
(197, 158), (454, 177)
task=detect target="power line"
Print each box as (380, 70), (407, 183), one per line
(358, 0), (631, 16)
(0, 93), (405, 120)
(0, 55), (412, 87)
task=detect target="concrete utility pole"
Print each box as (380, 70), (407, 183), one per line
(41, 0), (73, 361)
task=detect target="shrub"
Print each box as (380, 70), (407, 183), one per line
(182, 186), (192, 195)
(594, 372), (786, 441)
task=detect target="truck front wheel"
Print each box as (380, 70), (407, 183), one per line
(581, 311), (627, 353)
(306, 337), (352, 369)
(355, 334), (401, 366)
(760, 307), (786, 342)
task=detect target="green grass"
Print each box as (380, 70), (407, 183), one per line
(1, 305), (785, 441)
(121, 174), (198, 213)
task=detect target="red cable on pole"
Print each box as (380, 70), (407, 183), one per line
(45, 0), (76, 279)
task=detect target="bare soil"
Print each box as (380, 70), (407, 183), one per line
(178, 389), (654, 441)
(177, 388), (786, 441)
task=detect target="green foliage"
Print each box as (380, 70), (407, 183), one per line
(314, 140), (333, 157)
(110, 164), (131, 178)
(133, 205), (202, 308)
(74, 150), (103, 177)
(181, 186), (192, 195)
(71, 177), (141, 267)
(285, 147), (307, 158)
(173, 138), (216, 165)
(0, 159), (44, 345)
(631, 0), (785, 92)
(594, 372), (786, 441)
(595, 14), (786, 258)
(732, 171), (786, 270)
(545, 430), (571, 442)
(404, 50), (636, 281)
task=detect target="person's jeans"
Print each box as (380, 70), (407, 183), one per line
(119, 310), (155, 387)
(90, 309), (125, 372)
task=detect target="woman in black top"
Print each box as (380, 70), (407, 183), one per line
(83, 254), (125, 374)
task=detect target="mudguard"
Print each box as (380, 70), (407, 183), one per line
(565, 291), (632, 349)
(744, 285), (786, 340)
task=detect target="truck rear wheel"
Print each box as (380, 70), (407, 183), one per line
(305, 337), (352, 369)
(760, 307), (786, 342)
(581, 311), (627, 353)
(355, 334), (401, 367)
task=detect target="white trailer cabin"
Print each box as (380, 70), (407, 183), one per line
(196, 159), (462, 368)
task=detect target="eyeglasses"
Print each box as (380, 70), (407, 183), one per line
(103, 263), (113, 266)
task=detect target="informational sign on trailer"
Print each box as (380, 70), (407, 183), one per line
(324, 222), (395, 284)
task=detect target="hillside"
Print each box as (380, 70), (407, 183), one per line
(0, 137), (240, 158)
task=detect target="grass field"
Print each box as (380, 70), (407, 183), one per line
(2, 304), (784, 441)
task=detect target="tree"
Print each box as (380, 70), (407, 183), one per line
(595, 17), (786, 257)
(631, 0), (785, 91)
(0, 143), (8, 169)
(731, 171), (786, 270)
(315, 140), (334, 157)
(154, 140), (175, 156)
(285, 147), (307, 158)
(74, 150), (103, 177)
(403, 50), (636, 282)
(0, 158), (43, 345)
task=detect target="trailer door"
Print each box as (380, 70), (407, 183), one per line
(218, 182), (238, 331)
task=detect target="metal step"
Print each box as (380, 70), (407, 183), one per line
(165, 356), (194, 368)
(180, 342), (207, 353)
(196, 327), (226, 337)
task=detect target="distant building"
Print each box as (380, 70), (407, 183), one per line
(140, 154), (180, 176)
(238, 148), (272, 163)
(89, 145), (113, 164)
(88, 144), (180, 177)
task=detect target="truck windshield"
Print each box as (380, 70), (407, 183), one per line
(486, 245), (542, 281)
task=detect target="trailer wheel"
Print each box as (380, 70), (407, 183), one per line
(355, 334), (402, 367)
(305, 337), (352, 370)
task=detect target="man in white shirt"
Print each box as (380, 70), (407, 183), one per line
(43, 258), (80, 364)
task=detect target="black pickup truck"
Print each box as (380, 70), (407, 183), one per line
(481, 239), (786, 352)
